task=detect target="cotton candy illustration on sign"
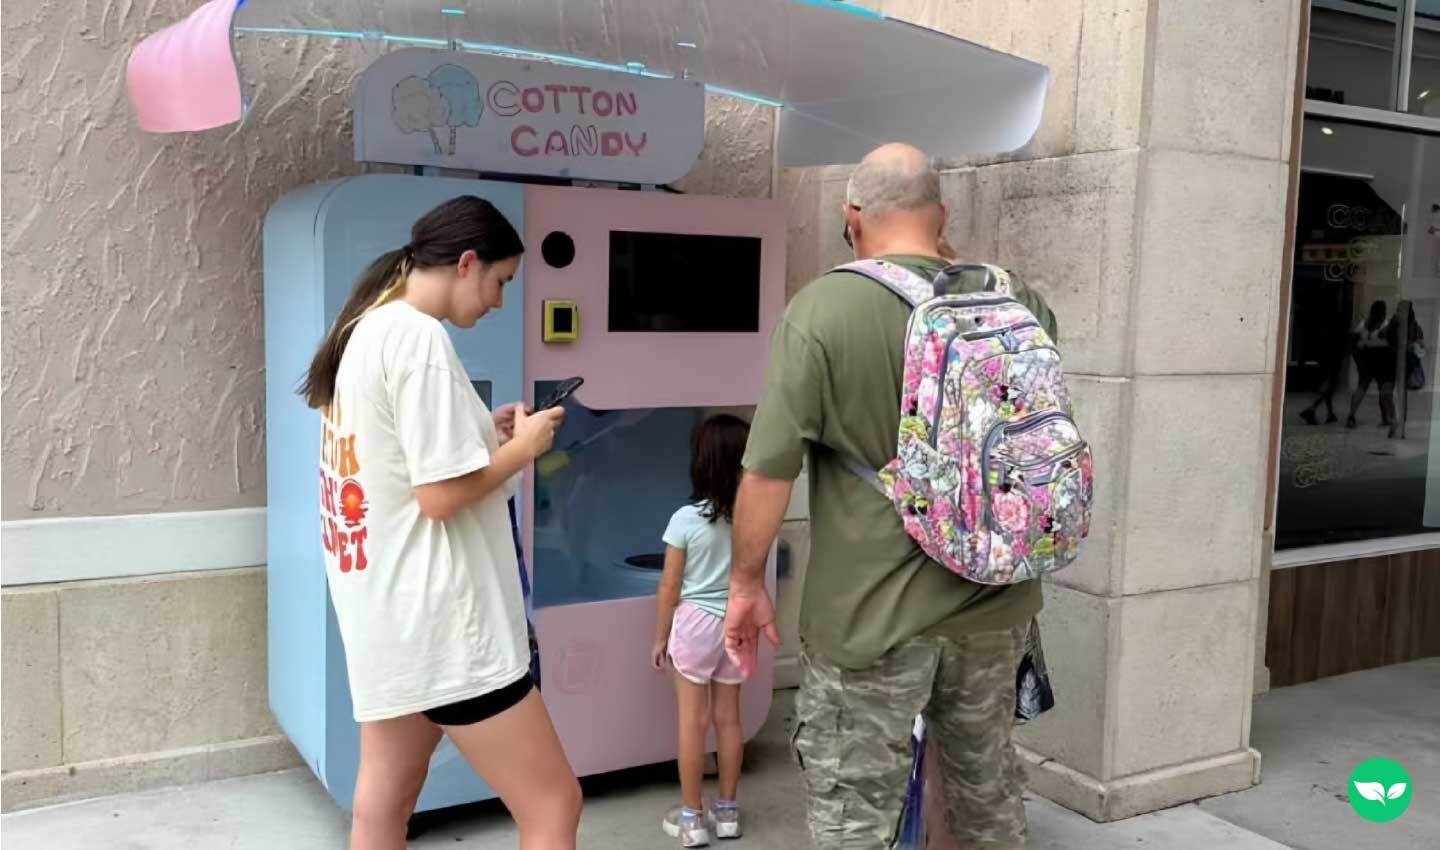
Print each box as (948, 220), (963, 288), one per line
(392, 75), (448, 154)
(428, 64), (483, 154)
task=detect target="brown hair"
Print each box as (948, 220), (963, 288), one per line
(299, 196), (524, 409)
(689, 414), (751, 524)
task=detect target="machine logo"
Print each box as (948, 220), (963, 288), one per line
(364, 50), (704, 183)
(555, 640), (604, 694)
(392, 62), (651, 161)
(392, 64), (483, 156)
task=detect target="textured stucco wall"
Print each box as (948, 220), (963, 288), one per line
(0, 3), (774, 521)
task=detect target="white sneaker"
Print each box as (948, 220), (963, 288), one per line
(662, 805), (711, 847)
(712, 804), (742, 839)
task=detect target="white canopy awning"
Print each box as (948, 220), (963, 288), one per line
(127, 0), (1049, 165)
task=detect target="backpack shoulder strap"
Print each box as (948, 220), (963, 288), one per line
(833, 259), (934, 307)
(838, 451), (886, 494)
(829, 260), (933, 496)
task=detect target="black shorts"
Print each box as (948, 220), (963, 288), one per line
(1358, 348), (1398, 385)
(422, 674), (533, 726)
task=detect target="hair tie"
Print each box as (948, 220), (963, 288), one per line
(401, 243), (415, 258)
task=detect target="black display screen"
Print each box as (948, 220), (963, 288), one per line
(608, 231), (762, 333)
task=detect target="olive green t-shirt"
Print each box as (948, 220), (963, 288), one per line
(744, 256), (1056, 669)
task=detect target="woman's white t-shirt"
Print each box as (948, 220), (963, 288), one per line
(319, 301), (528, 722)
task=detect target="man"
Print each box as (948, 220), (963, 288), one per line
(725, 144), (1056, 850)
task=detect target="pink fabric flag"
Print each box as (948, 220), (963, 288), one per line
(126, 0), (244, 133)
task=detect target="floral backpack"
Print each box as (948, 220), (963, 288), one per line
(838, 259), (1093, 585)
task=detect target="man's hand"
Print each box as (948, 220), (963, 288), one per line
(725, 471), (792, 678)
(724, 582), (781, 678)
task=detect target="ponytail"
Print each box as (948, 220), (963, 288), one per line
(298, 248), (411, 409)
(297, 195), (524, 410)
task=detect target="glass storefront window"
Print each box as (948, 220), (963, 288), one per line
(1412, 9), (1440, 115)
(1278, 119), (1440, 548)
(1308, 1), (1403, 110)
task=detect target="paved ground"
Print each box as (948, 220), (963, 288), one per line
(6, 661), (1436, 849)
(1199, 658), (1440, 850)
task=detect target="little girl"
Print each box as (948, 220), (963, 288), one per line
(651, 414), (752, 847)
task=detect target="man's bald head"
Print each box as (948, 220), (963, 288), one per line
(845, 143), (941, 215)
(842, 144), (946, 261)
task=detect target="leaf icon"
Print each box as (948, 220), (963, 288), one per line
(1386, 782), (1407, 800)
(1355, 781), (1388, 804)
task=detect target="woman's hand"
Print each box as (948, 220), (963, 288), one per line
(512, 406), (565, 460)
(492, 402), (527, 446)
(650, 639), (669, 671)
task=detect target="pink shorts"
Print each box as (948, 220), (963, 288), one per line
(669, 602), (746, 685)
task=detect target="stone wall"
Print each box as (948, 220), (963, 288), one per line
(0, 3), (773, 522)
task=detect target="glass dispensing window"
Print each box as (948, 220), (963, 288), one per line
(1276, 119), (1440, 547)
(530, 381), (710, 607)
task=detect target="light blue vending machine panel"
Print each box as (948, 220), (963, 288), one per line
(264, 175), (524, 812)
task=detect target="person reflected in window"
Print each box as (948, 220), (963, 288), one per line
(1405, 308), (1427, 393)
(1300, 302), (1353, 427)
(1346, 299), (1397, 437)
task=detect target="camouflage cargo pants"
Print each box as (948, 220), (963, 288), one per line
(792, 626), (1027, 850)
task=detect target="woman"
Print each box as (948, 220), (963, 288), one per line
(1347, 299), (1397, 436)
(301, 196), (581, 850)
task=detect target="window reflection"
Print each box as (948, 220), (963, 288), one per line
(1411, 10), (1440, 115)
(1307, 1), (1401, 111)
(1278, 120), (1440, 547)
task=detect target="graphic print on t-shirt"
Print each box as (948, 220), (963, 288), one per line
(320, 394), (370, 573)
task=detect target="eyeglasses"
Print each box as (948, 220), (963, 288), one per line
(842, 204), (861, 248)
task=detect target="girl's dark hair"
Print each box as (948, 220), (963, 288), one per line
(299, 196), (524, 409)
(690, 414), (751, 524)
(1367, 300), (1388, 332)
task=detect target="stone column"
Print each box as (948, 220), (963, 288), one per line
(1013, 0), (1299, 820)
(784, 0), (1304, 823)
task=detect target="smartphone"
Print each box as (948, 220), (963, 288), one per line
(537, 377), (584, 411)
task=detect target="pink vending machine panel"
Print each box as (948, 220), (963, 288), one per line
(522, 186), (784, 776)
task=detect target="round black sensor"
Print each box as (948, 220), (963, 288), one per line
(541, 231), (576, 269)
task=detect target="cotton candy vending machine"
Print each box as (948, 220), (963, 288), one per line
(263, 173), (784, 809)
(127, 0), (1049, 816)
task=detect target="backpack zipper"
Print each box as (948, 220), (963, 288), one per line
(962, 319), (1039, 343)
(1007, 441), (1086, 472)
(980, 409), (1076, 526)
(926, 329), (962, 440)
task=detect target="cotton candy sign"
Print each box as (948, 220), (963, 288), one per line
(354, 49), (705, 185)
